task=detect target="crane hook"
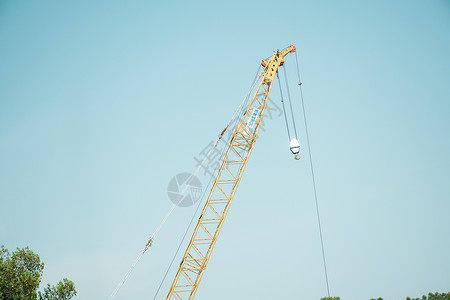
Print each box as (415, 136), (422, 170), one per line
(290, 138), (301, 161)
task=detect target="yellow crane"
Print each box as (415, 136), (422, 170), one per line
(166, 45), (297, 300)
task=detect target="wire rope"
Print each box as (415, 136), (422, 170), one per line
(150, 68), (259, 299)
(295, 50), (331, 298)
(107, 140), (220, 300)
(226, 65), (261, 133)
(108, 66), (262, 300)
(234, 65), (262, 134)
(282, 64), (298, 138)
(151, 138), (228, 300)
(276, 70), (292, 141)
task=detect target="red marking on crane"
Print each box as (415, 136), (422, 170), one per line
(298, 82), (302, 86)
(261, 59), (269, 67)
(281, 99), (284, 102)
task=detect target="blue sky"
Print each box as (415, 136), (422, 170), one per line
(1, 1), (449, 300)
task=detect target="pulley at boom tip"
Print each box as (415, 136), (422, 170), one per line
(261, 45), (296, 67)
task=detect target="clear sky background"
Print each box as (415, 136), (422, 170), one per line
(1, 1), (449, 300)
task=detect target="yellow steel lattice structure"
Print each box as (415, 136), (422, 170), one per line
(166, 45), (296, 300)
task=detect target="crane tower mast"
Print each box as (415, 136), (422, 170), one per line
(166, 45), (296, 299)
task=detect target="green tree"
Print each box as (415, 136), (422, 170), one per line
(38, 279), (77, 300)
(406, 292), (450, 300)
(0, 245), (44, 299)
(321, 297), (341, 300)
(0, 245), (77, 300)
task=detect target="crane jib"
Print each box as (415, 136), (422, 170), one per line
(165, 45), (296, 300)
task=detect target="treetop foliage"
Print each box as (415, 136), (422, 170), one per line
(406, 292), (450, 300)
(324, 292), (450, 300)
(0, 245), (77, 300)
(0, 245), (44, 299)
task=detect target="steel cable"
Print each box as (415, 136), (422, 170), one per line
(282, 64), (298, 138)
(151, 139), (228, 300)
(108, 66), (263, 300)
(276, 70), (292, 141)
(295, 50), (331, 298)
